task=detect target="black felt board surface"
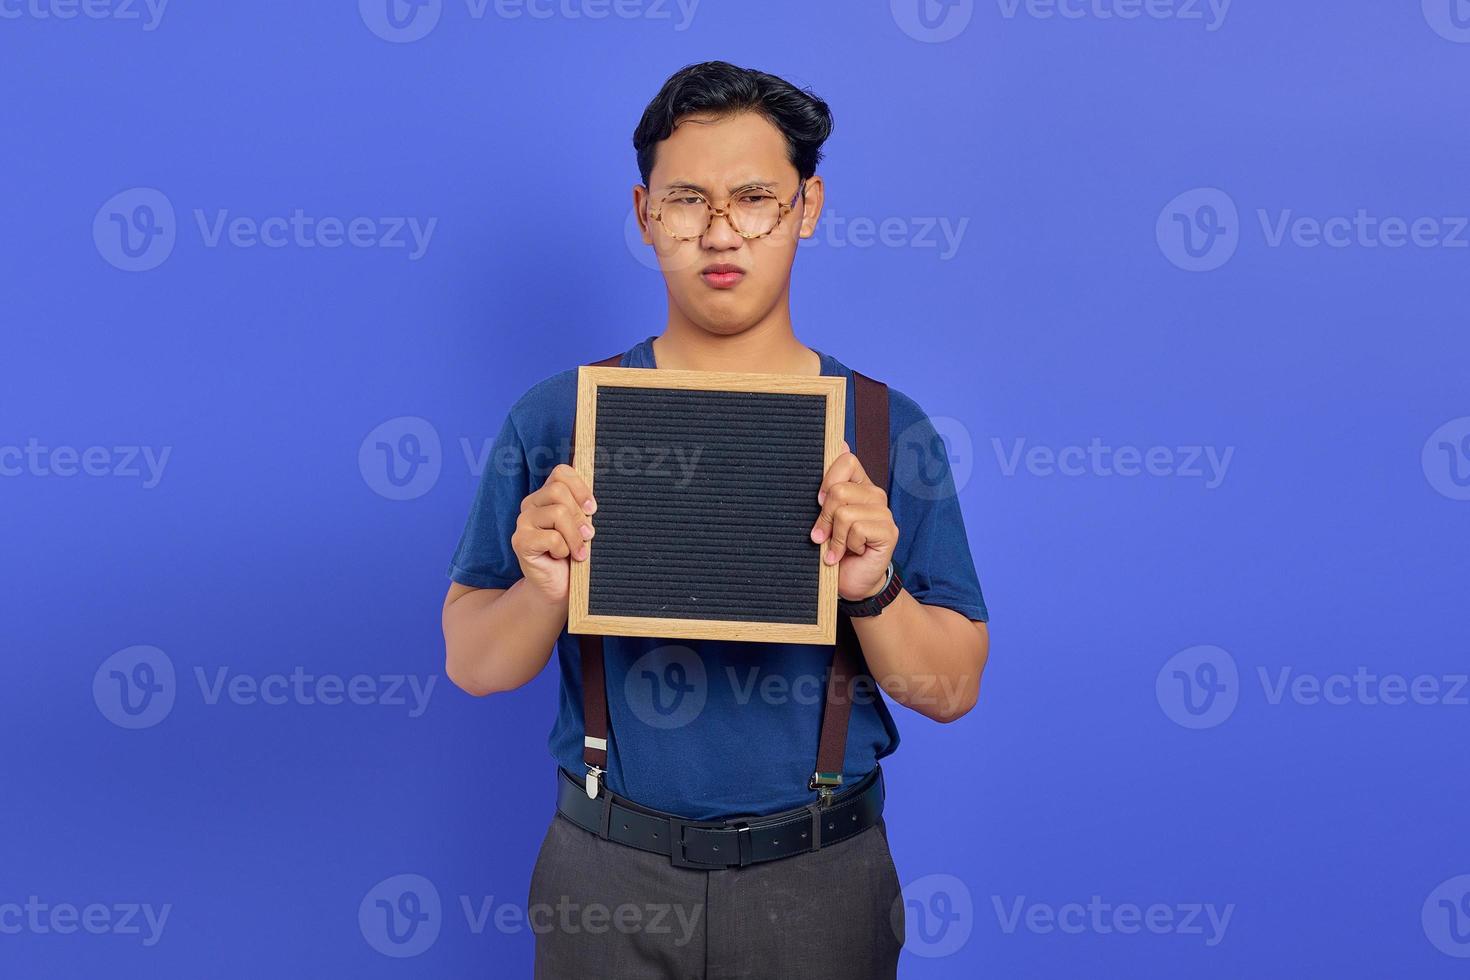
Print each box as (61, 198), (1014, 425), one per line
(587, 385), (826, 624)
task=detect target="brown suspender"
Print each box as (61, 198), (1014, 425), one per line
(569, 352), (890, 805)
(570, 353), (624, 798)
(810, 369), (888, 803)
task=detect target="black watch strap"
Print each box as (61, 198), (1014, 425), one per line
(838, 561), (903, 617)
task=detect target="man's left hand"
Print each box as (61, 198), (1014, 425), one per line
(810, 439), (899, 601)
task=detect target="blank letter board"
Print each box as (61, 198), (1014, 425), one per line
(568, 365), (845, 644)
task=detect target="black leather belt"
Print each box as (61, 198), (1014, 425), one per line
(554, 765), (886, 869)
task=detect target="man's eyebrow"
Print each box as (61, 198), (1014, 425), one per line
(660, 178), (782, 194)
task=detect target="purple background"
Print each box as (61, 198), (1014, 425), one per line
(3, 1), (1468, 976)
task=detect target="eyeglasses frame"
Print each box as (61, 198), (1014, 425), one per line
(646, 180), (807, 242)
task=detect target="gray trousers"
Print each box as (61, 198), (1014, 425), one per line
(527, 809), (905, 979)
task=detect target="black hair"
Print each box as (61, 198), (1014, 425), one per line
(632, 61), (834, 188)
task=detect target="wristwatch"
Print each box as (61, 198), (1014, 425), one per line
(838, 561), (903, 617)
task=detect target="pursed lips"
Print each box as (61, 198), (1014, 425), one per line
(700, 264), (745, 288)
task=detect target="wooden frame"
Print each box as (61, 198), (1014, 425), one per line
(569, 365), (846, 644)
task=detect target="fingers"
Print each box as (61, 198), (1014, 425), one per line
(817, 504), (892, 565)
(514, 524), (574, 563)
(520, 464), (597, 562)
(547, 463), (596, 514)
(811, 476), (886, 549)
(816, 439), (867, 507)
(811, 440), (871, 553)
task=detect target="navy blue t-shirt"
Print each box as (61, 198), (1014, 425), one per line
(448, 334), (988, 819)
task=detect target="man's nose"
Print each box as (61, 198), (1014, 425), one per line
(701, 208), (745, 249)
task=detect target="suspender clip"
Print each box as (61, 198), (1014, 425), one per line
(809, 771), (842, 807)
(585, 764), (605, 800)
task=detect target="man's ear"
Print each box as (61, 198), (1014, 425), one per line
(797, 175), (825, 239)
(632, 184), (653, 244)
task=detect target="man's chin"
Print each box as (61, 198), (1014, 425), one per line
(695, 313), (761, 337)
(676, 301), (759, 336)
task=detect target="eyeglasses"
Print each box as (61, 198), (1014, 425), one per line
(647, 182), (806, 241)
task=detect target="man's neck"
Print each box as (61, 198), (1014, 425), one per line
(653, 316), (821, 376)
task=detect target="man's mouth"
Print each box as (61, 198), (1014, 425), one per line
(700, 264), (745, 289)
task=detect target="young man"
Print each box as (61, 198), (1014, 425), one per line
(443, 61), (989, 979)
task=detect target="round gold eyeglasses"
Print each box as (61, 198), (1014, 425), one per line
(647, 182), (806, 241)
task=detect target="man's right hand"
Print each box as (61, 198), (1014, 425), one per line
(512, 463), (597, 603)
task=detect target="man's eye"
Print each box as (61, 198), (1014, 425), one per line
(670, 196), (705, 206)
(740, 194), (775, 204)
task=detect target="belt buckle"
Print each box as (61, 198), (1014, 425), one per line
(667, 816), (741, 870)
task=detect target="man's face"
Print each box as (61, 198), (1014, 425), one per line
(634, 111), (824, 336)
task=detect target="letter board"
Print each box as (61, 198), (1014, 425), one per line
(569, 366), (845, 644)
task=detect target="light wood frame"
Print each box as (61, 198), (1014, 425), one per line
(569, 365), (845, 645)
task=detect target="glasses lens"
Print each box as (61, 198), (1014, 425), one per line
(730, 191), (781, 236)
(659, 194), (710, 239)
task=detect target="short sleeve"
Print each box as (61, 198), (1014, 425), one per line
(887, 393), (989, 623)
(447, 411), (530, 590)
